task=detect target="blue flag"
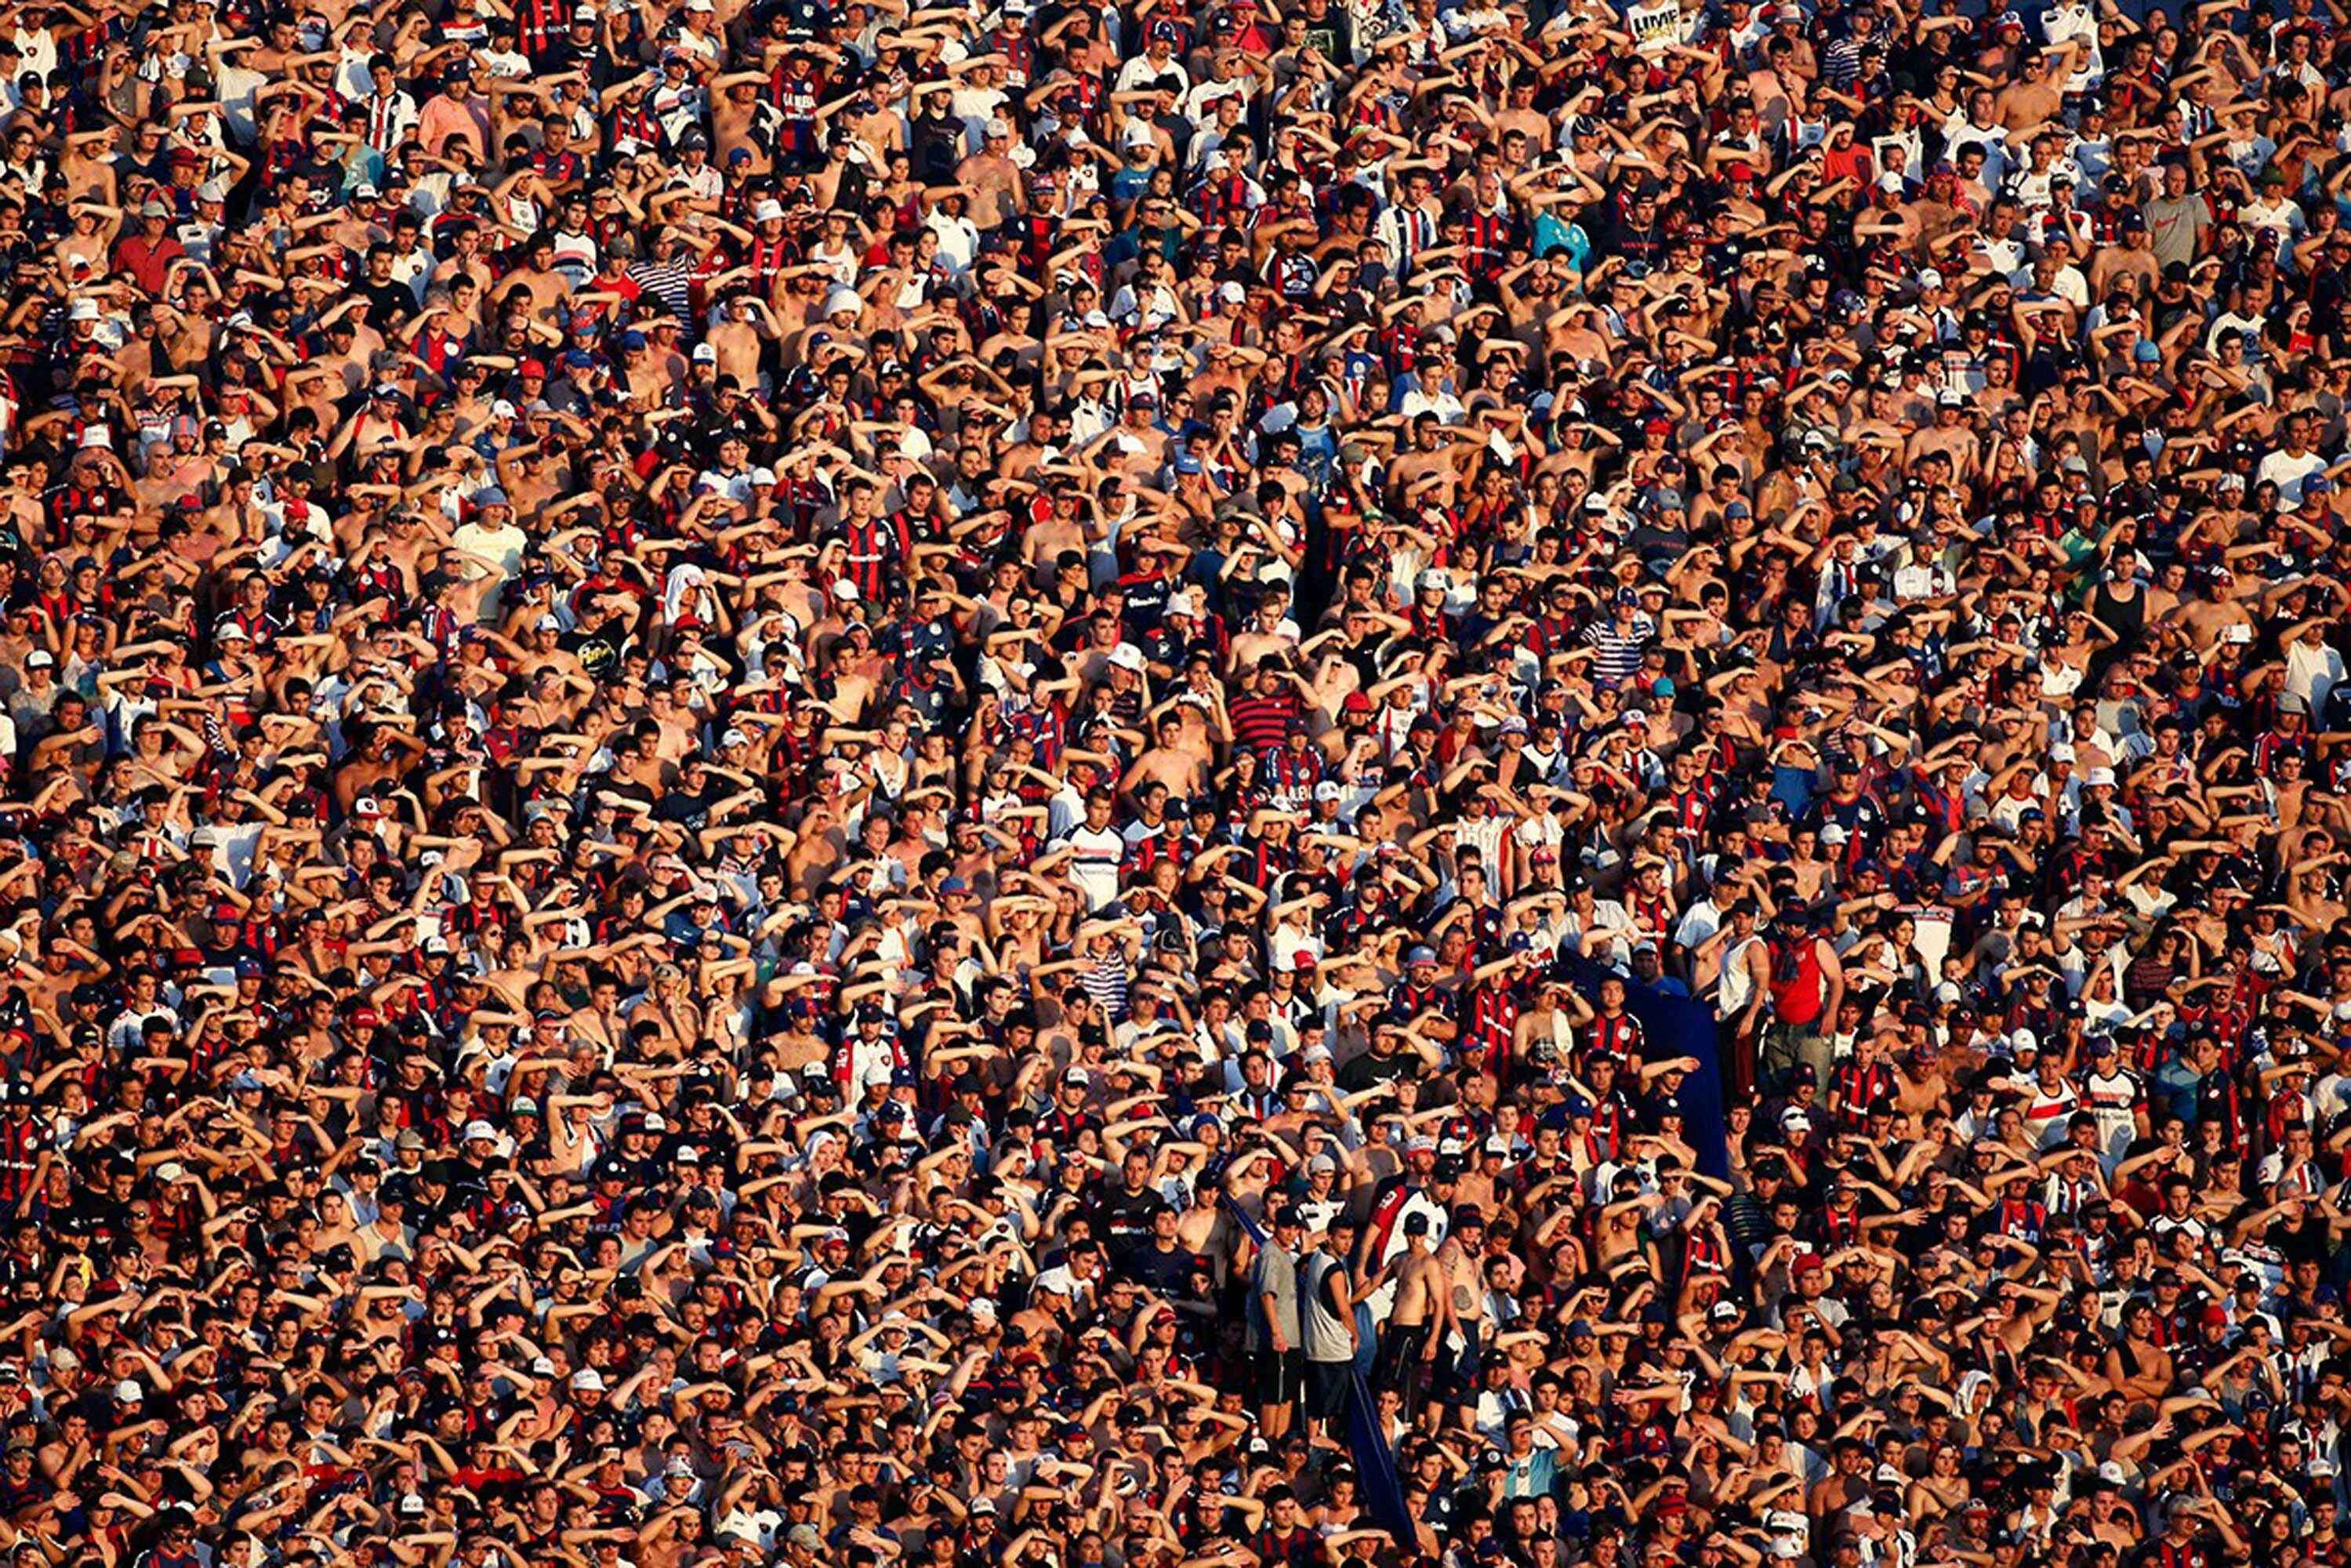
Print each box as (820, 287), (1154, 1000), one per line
(1344, 1363), (1416, 1542)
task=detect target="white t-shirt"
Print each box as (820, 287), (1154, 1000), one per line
(1060, 823), (1125, 909)
(2258, 447), (2328, 505)
(196, 821), (267, 887)
(2288, 637), (2345, 717)
(451, 517), (528, 614)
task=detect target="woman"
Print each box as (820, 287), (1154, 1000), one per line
(1905, 1443), (1971, 1525)
(2124, 924), (2196, 1009)
(692, 948), (756, 1061)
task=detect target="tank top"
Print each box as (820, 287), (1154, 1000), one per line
(1768, 934), (1827, 1025)
(1717, 935), (1763, 1017)
(550, 229), (598, 287)
(1301, 1253), (1353, 1364)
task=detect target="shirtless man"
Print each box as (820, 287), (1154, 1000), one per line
(1807, 1432), (1877, 1524)
(1123, 712), (1210, 804)
(302, 302), (386, 405)
(1906, 391), (1981, 481)
(710, 75), (773, 173)
(1174, 1178), (1230, 1258)
(1994, 42), (2075, 130)
(495, 441), (564, 517)
(1018, 497), (1089, 588)
(1228, 601), (1303, 672)
(954, 109), (1026, 232)
(783, 800), (847, 898)
(643, 682), (703, 760)
(974, 295), (1042, 372)
(194, 466), (272, 552)
(55, 129), (120, 207)
(793, 287), (864, 368)
(2088, 212), (2159, 299)
(509, 663), (585, 732)
(428, 228), (499, 314)
(1386, 413), (1473, 510)
(606, 720), (673, 803)
(2102, 1297), (2175, 1407)
(490, 230), (572, 332)
(705, 294), (775, 393)
(2168, 564), (2254, 647)
(1095, 394), (1167, 481)
(1431, 1207), (1489, 1432)
(1373, 1209), (1448, 1417)
(134, 420), (216, 513)
(1151, 661), (1229, 764)
(1893, 1043), (1949, 1120)
(332, 718), (426, 813)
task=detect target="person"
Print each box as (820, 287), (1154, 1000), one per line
(1253, 1201), (1308, 1441)
(1376, 1210), (1446, 1432)
(1430, 1204), (1489, 1433)
(1762, 900), (1845, 1091)
(1301, 1226), (1361, 1441)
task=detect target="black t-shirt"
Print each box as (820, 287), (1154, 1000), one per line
(655, 779), (727, 830)
(566, 624), (628, 680)
(909, 112), (963, 185)
(1127, 1240), (1192, 1294)
(1337, 1046), (1416, 1093)
(362, 279), (419, 326)
(1100, 1183), (1165, 1258)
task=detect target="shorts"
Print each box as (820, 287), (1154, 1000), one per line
(1306, 1359), (1352, 1420)
(1254, 1347), (1304, 1406)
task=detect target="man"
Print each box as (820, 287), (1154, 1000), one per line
(1376, 167), (1442, 280)
(1299, 1222), (1359, 1439)
(1761, 899), (1843, 1092)
(417, 61), (490, 162)
(1252, 1203), (1306, 1440)
(111, 201), (186, 296)
(1374, 1210), (1447, 1430)
(2140, 159), (2208, 271)
(1431, 1203), (1489, 1432)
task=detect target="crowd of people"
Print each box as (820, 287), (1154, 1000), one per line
(3, 0), (2351, 1566)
